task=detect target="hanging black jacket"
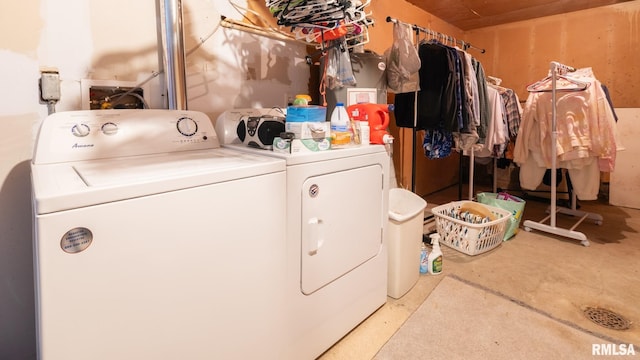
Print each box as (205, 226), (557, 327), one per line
(394, 41), (458, 131)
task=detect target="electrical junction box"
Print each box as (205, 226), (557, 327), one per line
(81, 79), (150, 110)
(40, 71), (61, 101)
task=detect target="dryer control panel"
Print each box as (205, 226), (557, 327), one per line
(33, 109), (220, 164)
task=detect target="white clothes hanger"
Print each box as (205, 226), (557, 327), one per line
(526, 72), (590, 92)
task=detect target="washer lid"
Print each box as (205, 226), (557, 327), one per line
(74, 150), (233, 187)
(31, 148), (285, 214)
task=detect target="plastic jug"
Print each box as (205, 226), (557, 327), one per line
(347, 103), (393, 144)
(330, 102), (350, 132)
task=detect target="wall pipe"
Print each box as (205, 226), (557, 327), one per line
(162, 0), (188, 110)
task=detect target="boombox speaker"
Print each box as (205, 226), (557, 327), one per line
(237, 115), (285, 149)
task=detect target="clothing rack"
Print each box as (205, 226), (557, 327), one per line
(385, 16), (485, 193)
(522, 61), (603, 247)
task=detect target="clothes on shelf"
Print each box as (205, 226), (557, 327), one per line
(513, 67), (623, 201)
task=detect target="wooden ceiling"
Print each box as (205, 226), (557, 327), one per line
(406, 0), (633, 30)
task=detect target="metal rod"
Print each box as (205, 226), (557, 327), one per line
(469, 149), (475, 200)
(550, 63), (558, 227)
(548, 60), (576, 227)
(385, 16), (486, 54)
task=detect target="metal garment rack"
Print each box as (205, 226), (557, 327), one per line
(522, 61), (603, 247)
(385, 16), (485, 193)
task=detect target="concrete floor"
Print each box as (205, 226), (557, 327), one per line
(319, 184), (640, 359)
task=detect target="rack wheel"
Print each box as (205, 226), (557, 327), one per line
(524, 226), (532, 232)
(581, 240), (590, 247)
(595, 220), (602, 226)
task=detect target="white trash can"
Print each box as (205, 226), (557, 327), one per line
(386, 188), (427, 299)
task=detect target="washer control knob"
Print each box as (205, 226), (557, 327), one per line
(71, 123), (90, 137)
(176, 117), (198, 137)
(101, 122), (118, 135)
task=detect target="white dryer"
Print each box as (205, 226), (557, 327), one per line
(216, 110), (390, 359)
(31, 109), (288, 360)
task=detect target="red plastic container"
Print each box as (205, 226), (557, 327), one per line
(347, 103), (393, 144)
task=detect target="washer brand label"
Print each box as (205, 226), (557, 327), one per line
(61, 228), (93, 253)
(72, 143), (94, 148)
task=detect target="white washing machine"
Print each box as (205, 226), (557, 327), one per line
(31, 109), (288, 360)
(216, 109), (390, 359)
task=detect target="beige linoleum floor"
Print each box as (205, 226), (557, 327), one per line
(318, 182), (640, 359)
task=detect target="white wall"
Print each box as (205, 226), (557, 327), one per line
(609, 108), (640, 209)
(0, 0), (309, 358)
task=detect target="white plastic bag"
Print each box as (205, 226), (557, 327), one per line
(325, 39), (357, 90)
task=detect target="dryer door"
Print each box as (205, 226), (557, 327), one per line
(301, 164), (383, 295)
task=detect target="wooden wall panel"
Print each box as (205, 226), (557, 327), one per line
(465, 2), (640, 107)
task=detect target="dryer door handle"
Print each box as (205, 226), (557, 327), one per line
(307, 217), (324, 255)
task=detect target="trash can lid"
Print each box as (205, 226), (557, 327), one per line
(388, 188), (427, 222)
